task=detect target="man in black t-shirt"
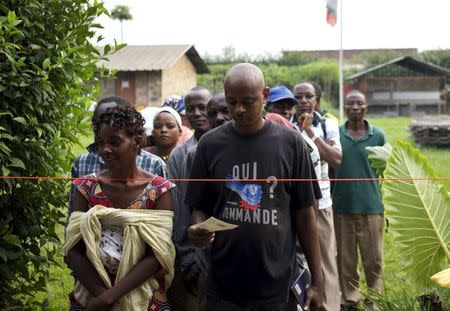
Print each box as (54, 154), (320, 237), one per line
(186, 63), (323, 310)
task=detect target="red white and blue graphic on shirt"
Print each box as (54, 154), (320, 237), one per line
(222, 162), (278, 226)
(226, 175), (262, 211)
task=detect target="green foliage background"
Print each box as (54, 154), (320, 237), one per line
(198, 61), (339, 104)
(0, 0), (118, 307)
(198, 47), (450, 108)
(421, 49), (450, 69)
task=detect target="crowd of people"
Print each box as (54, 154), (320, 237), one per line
(64, 62), (387, 311)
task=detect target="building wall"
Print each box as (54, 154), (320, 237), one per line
(352, 76), (447, 116)
(114, 72), (136, 105)
(161, 55), (197, 101)
(99, 78), (115, 98)
(99, 71), (162, 108)
(135, 71), (162, 108)
(98, 54), (197, 108)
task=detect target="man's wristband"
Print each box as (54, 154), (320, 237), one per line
(311, 133), (319, 142)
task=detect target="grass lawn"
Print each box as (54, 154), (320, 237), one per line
(369, 117), (450, 189)
(39, 117), (449, 309)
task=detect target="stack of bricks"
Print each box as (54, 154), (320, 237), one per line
(410, 116), (450, 147)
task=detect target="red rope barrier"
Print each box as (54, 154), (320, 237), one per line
(0, 176), (449, 182)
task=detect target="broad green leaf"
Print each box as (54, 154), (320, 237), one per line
(13, 116), (26, 124)
(366, 143), (392, 177)
(29, 44), (41, 50)
(0, 111), (13, 117)
(7, 11), (16, 25)
(9, 158), (25, 169)
(3, 234), (21, 246)
(0, 133), (14, 141)
(103, 44), (111, 55)
(382, 141), (450, 288)
(42, 58), (51, 69)
(0, 142), (12, 155)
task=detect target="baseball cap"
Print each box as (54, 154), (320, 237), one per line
(267, 86), (297, 106)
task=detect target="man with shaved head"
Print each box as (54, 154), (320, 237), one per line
(186, 63), (323, 310)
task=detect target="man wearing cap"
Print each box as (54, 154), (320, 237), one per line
(293, 82), (342, 311)
(167, 86), (212, 311)
(266, 85), (321, 190)
(265, 85), (297, 120)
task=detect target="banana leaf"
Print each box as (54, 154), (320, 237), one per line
(366, 143), (392, 177)
(382, 141), (450, 288)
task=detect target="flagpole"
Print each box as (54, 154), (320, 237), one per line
(338, 0), (344, 124)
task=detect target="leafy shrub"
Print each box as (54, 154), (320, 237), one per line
(420, 49), (450, 70)
(0, 0), (119, 307)
(198, 61), (339, 104)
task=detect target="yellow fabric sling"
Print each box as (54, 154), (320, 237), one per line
(62, 205), (175, 311)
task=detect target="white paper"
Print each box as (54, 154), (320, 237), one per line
(197, 217), (238, 232)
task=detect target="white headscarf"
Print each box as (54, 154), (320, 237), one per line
(140, 107), (160, 136)
(153, 107), (182, 131)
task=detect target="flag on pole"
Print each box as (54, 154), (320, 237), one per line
(326, 0), (337, 26)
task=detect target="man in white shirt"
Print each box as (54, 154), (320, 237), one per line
(293, 82), (342, 311)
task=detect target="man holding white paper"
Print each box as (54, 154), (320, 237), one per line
(186, 63), (323, 310)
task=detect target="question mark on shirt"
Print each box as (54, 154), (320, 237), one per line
(266, 176), (278, 199)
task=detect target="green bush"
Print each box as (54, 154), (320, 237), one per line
(420, 49), (450, 70)
(0, 0), (119, 307)
(198, 60), (339, 105)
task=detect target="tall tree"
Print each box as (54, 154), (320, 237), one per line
(110, 5), (132, 43)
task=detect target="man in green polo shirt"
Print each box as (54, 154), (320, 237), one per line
(332, 90), (387, 311)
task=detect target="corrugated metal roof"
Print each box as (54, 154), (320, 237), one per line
(346, 56), (450, 80)
(98, 45), (209, 73)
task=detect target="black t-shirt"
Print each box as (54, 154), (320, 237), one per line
(185, 120), (317, 306)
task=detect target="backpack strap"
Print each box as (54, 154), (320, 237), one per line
(319, 117), (327, 140)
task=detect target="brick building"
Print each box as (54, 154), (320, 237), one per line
(98, 45), (209, 108)
(345, 56), (450, 116)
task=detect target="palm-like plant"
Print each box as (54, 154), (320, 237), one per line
(367, 141), (450, 289)
(110, 5), (132, 43)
